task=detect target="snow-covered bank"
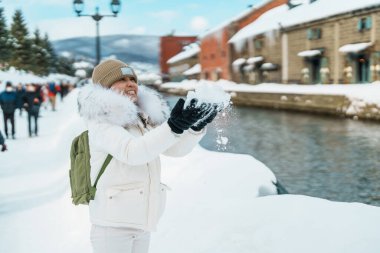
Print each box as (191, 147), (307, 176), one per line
(153, 194), (380, 253)
(161, 79), (380, 106)
(1, 86), (380, 253)
(160, 80), (380, 120)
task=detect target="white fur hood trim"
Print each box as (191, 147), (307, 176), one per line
(78, 84), (170, 127)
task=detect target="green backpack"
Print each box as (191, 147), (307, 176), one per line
(69, 130), (112, 205)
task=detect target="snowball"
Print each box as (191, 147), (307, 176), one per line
(184, 83), (231, 110)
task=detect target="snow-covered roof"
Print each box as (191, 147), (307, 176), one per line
(183, 64), (201, 76)
(247, 56), (264, 64)
(261, 63), (278, 70)
(232, 58), (246, 67)
(167, 43), (200, 64)
(243, 64), (255, 72)
(229, 4), (288, 45)
(199, 0), (272, 39)
(229, 0), (380, 45)
(339, 42), (373, 54)
(298, 49), (322, 57)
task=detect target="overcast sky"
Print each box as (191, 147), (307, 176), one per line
(1, 0), (262, 41)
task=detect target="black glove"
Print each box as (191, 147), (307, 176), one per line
(1, 144), (7, 152)
(167, 98), (204, 134)
(191, 104), (219, 131)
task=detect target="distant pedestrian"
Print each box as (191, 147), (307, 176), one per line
(63, 82), (70, 97)
(41, 85), (49, 109)
(0, 82), (17, 139)
(48, 82), (57, 111)
(15, 83), (25, 116)
(0, 130), (6, 152)
(23, 84), (42, 137)
(59, 82), (64, 101)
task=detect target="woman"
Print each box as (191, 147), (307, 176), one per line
(78, 59), (218, 253)
(0, 82), (17, 139)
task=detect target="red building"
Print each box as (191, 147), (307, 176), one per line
(200, 0), (287, 81)
(160, 36), (197, 80)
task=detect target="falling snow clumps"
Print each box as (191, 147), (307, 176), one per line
(183, 83), (233, 150)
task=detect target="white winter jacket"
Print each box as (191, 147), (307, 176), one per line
(78, 84), (205, 231)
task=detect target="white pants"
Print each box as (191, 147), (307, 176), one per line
(91, 225), (150, 253)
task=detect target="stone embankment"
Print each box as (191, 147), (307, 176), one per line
(158, 86), (380, 121)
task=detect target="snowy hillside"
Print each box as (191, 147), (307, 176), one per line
(53, 34), (160, 65)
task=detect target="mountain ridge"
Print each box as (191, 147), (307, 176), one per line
(52, 34), (160, 66)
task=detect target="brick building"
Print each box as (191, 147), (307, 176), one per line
(166, 43), (200, 81)
(159, 36), (197, 81)
(199, 0), (287, 81)
(229, 0), (380, 84)
(199, 19), (239, 81)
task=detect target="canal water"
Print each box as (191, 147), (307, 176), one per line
(164, 95), (380, 206)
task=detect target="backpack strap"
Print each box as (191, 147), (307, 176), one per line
(89, 154), (113, 200)
(94, 154), (113, 188)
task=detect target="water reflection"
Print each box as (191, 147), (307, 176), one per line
(164, 95), (380, 206)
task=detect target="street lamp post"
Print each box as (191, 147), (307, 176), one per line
(73, 0), (121, 65)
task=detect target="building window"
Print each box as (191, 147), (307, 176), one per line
(307, 28), (322, 40)
(358, 17), (372, 31)
(255, 40), (263, 49)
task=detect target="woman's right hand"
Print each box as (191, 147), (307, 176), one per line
(167, 98), (204, 134)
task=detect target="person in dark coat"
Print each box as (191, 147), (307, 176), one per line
(0, 82), (17, 139)
(0, 130), (6, 152)
(59, 82), (64, 101)
(23, 84), (42, 137)
(15, 83), (26, 116)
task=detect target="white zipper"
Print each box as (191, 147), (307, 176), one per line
(137, 118), (152, 226)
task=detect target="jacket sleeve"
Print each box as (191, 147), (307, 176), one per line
(162, 128), (206, 157)
(88, 121), (181, 166)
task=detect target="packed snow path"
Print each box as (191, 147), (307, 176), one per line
(1, 88), (380, 253)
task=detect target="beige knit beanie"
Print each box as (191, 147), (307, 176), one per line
(92, 59), (138, 88)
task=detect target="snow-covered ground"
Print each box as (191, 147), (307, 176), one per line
(1, 87), (380, 253)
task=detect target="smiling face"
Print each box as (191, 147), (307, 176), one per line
(110, 76), (138, 103)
